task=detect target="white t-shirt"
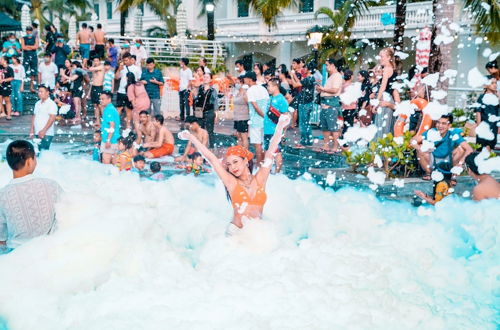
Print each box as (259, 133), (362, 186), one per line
(39, 62), (58, 89)
(118, 65), (142, 94)
(34, 98), (58, 136)
(179, 67), (193, 91)
(9, 64), (25, 81)
(247, 84), (269, 129)
(131, 46), (148, 65)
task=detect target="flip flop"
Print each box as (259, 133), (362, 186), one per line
(422, 174), (431, 181)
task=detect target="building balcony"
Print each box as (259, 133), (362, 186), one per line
(215, 1), (471, 42)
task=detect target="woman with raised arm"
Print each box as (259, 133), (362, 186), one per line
(178, 114), (291, 235)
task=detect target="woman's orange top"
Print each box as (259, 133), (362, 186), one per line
(117, 151), (133, 171)
(231, 182), (267, 207)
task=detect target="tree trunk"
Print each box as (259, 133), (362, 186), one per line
(429, 0), (455, 95)
(120, 10), (127, 36)
(393, 0), (407, 51)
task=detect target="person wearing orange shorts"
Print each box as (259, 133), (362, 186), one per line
(143, 114), (175, 159)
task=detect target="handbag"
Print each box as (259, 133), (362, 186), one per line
(266, 97), (281, 124)
(194, 88), (210, 119)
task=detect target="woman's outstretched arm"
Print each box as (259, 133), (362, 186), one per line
(179, 131), (235, 189)
(256, 114), (291, 184)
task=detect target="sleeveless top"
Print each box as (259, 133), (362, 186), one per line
(23, 35), (36, 54)
(386, 71), (397, 96)
(233, 93), (249, 121)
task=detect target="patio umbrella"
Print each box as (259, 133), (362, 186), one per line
(0, 13), (21, 32)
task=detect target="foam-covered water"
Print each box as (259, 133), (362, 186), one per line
(0, 150), (498, 329)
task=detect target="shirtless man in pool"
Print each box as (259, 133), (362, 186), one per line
(465, 152), (500, 201)
(136, 110), (157, 146)
(143, 114), (175, 159)
(175, 116), (209, 162)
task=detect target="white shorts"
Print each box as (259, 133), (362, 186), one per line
(249, 126), (263, 145)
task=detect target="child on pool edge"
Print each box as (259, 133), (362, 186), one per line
(115, 136), (135, 171)
(414, 162), (454, 205)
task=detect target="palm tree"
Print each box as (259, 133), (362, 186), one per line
(117, 0), (179, 36)
(245, 0), (297, 27)
(463, 0), (500, 45)
(313, 0), (370, 62)
(0, 0), (18, 19)
(393, 0), (407, 50)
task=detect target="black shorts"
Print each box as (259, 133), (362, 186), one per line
(94, 45), (105, 59)
(264, 134), (282, 152)
(91, 86), (103, 105)
(116, 93), (132, 108)
(22, 52), (38, 76)
(0, 88), (12, 97)
(72, 88), (83, 98)
(234, 120), (249, 133)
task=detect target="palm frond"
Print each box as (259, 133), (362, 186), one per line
(463, 0), (500, 44)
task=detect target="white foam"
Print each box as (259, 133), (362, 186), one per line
(0, 151), (498, 329)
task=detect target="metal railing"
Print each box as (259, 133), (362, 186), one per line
(105, 35), (226, 67)
(216, 1), (473, 40)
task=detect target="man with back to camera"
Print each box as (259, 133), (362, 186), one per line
(0, 140), (62, 251)
(465, 152), (500, 201)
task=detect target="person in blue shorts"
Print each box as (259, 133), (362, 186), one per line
(264, 78), (289, 173)
(411, 114), (473, 181)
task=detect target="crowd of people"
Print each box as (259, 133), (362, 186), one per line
(0, 22), (499, 248)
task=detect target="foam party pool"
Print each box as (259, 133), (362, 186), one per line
(0, 148), (498, 330)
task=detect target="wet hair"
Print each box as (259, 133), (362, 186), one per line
(97, 23), (102, 29)
(434, 162), (453, 181)
(154, 114), (164, 125)
(440, 114), (454, 124)
(82, 23), (87, 28)
(185, 116), (199, 124)
(180, 57), (189, 65)
(150, 161), (161, 173)
(146, 57), (155, 64)
(485, 60), (498, 69)
(465, 152), (480, 175)
(133, 155), (146, 163)
(139, 110), (149, 116)
(6, 140), (35, 171)
(118, 136), (134, 149)
(188, 152), (203, 160)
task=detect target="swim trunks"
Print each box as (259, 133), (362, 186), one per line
(149, 143), (174, 158)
